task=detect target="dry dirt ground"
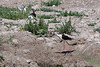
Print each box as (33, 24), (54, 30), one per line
(0, 0), (100, 67)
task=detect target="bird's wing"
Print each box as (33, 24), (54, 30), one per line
(64, 33), (75, 39)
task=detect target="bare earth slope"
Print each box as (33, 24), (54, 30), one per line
(0, 0), (100, 67)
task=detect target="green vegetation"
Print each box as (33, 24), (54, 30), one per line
(41, 8), (61, 12)
(7, 35), (14, 42)
(59, 10), (88, 17)
(0, 6), (31, 20)
(88, 23), (96, 26)
(42, 0), (61, 6)
(61, 7), (65, 10)
(0, 56), (4, 61)
(23, 19), (48, 37)
(55, 18), (75, 34)
(94, 27), (100, 33)
(38, 14), (54, 19)
(48, 18), (60, 23)
(83, 55), (100, 67)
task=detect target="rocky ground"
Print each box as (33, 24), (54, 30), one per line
(0, 0), (100, 67)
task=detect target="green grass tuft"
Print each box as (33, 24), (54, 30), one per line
(23, 19), (48, 36)
(42, 0), (61, 6)
(55, 18), (75, 34)
(38, 14), (54, 19)
(94, 27), (100, 33)
(0, 6), (31, 20)
(88, 23), (96, 26)
(41, 8), (62, 13)
(48, 18), (60, 23)
(0, 56), (4, 61)
(59, 10), (88, 17)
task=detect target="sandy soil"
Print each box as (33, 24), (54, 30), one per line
(0, 0), (100, 67)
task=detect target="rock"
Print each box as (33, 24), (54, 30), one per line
(94, 32), (99, 38)
(12, 39), (18, 44)
(11, 26), (17, 30)
(26, 59), (32, 64)
(52, 5), (55, 7)
(37, 37), (44, 41)
(30, 62), (40, 67)
(22, 49), (30, 54)
(64, 64), (69, 67)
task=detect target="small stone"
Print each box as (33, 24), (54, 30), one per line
(37, 37), (44, 41)
(52, 5), (55, 7)
(12, 39), (18, 44)
(94, 33), (99, 38)
(30, 62), (39, 67)
(26, 59), (31, 64)
(23, 49), (30, 54)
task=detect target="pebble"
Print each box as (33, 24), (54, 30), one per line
(26, 59), (31, 64)
(52, 5), (55, 7)
(12, 39), (18, 44)
(23, 49), (30, 54)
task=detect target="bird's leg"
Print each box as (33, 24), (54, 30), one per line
(56, 40), (65, 58)
(66, 41), (72, 56)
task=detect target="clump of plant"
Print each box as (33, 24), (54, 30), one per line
(41, 8), (62, 13)
(88, 23), (96, 26)
(59, 10), (88, 17)
(0, 56), (4, 61)
(38, 14), (54, 19)
(55, 18), (75, 34)
(94, 27), (100, 33)
(23, 18), (48, 36)
(48, 18), (60, 23)
(42, 0), (61, 6)
(7, 35), (14, 42)
(0, 5), (31, 20)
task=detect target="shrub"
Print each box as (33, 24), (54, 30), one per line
(42, 0), (61, 6)
(23, 19), (48, 36)
(55, 18), (75, 34)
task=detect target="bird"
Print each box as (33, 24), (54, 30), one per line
(0, 17), (2, 21)
(28, 15), (33, 19)
(54, 32), (74, 41)
(17, 6), (27, 12)
(17, 7), (22, 11)
(53, 32), (74, 57)
(30, 11), (36, 17)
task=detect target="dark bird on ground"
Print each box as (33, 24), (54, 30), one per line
(54, 32), (75, 57)
(30, 11), (36, 17)
(61, 34), (73, 42)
